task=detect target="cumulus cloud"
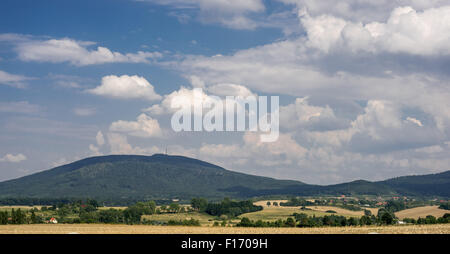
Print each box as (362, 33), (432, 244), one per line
(279, 0), (450, 22)
(107, 132), (161, 155)
(87, 75), (161, 101)
(88, 131), (106, 156)
(143, 86), (222, 116)
(96, 131), (105, 146)
(280, 97), (345, 131)
(14, 37), (162, 66)
(88, 144), (102, 156)
(110, 113), (163, 138)
(300, 6), (450, 55)
(0, 70), (33, 88)
(0, 153), (27, 163)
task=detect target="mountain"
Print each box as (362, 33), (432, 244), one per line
(0, 154), (448, 202)
(0, 154), (304, 201)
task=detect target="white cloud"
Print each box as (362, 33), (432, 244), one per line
(144, 86), (220, 115)
(0, 153), (27, 163)
(96, 131), (105, 146)
(141, 0), (265, 29)
(87, 75), (161, 101)
(207, 83), (255, 97)
(107, 132), (161, 155)
(88, 131), (106, 156)
(279, 0), (450, 22)
(110, 113), (163, 138)
(352, 100), (403, 139)
(406, 117), (423, 127)
(300, 6), (450, 55)
(15, 38), (162, 66)
(280, 97), (339, 131)
(89, 144), (102, 156)
(0, 70), (33, 88)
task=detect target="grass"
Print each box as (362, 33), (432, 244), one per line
(395, 206), (448, 219)
(0, 223), (449, 234)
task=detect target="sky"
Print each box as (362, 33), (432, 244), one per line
(0, 0), (449, 185)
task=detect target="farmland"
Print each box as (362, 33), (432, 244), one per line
(0, 223), (449, 234)
(245, 200), (378, 222)
(395, 206), (448, 219)
(1, 198), (449, 234)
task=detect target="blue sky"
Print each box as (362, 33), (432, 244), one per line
(1, 0), (450, 184)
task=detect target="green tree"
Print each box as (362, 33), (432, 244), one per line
(168, 203), (181, 213)
(380, 211), (394, 225)
(0, 211), (8, 224)
(11, 208), (26, 224)
(285, 217), (296, 227)
(191, 198), (208, 211)
(237, 217), (253, 227)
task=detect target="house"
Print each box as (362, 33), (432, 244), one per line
(49, 217), (58, 224)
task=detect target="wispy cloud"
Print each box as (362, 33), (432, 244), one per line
(0, 70), (34, 88)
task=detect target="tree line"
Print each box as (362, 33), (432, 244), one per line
(237, 209), (450, 228)
(191, 197), (262, 217)
(0, 197), (261, 225)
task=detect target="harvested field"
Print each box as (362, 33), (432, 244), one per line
(0, 223), (449, 234)
(305, 206), (379, 217)
(396, 206), (448, 219)
(251, 200), (375, 219)
(142, 212), (215, 226)
(0, 206), (43, 211)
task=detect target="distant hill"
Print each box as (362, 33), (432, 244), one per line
(0, 154), (448, 201)
(0, 154), (304, 201)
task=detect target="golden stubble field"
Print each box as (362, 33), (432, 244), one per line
(395, 206), (448, 219)
(245, 200), (379, 221)
(0, 223), (449, 234)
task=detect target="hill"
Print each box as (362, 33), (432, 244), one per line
(0, 154), (304, 201)
(0, 154), (448, 201)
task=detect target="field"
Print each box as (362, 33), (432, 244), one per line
(0, 223), (449, 234)
(395, 206), (448, 219)
(0, 206), (43, 211)
(305, 206), (378, 217)
(1, 202), (448, 234)
(237, 206), (329, 221)
(142, 212), (216, 226)
(244, 200), (377, 222)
